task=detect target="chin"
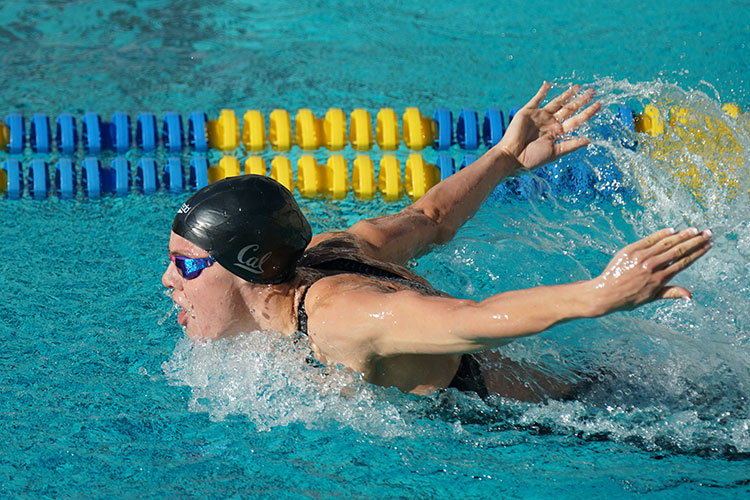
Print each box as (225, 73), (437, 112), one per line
(184, 323), (209, 342)
(186, 323), (233, 343)
(184, 327), (200, 342)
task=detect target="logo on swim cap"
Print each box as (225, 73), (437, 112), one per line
(234, 244), (273, 275)
(178, 203), (192, 214)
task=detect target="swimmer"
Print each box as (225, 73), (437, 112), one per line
(162, 83), (712, 401)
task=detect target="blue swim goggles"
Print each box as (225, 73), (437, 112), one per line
(170, 254), (216, 280)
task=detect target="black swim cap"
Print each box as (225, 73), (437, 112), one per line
(172, 175), (312, 284)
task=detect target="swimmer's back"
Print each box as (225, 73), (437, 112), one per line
(301, 231), (441, 295)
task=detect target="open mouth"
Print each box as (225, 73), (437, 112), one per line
(170, 297), (189, 327)
(177, 306), (188, 326)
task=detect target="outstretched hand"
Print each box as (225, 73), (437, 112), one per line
(591, 227), (712, 314)
(498, 82), (602, 171)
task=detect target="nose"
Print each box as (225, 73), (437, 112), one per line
(161, 259), (183, 290)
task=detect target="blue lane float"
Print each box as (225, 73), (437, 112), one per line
(483, 108), (505, 147)
(188, 111), (208, 153)
(55, 158), (76, 199)
(615, 105), (638, 150)
(162, 112), (184, 154)
(82, 157), (102, 200)
(495, 161), (600, 203)
(535, 162), (566, 198)
(109, 157), (131, 196)
(136, 157), (159, 194)
(1, 105), (645, 201)
(457, 109), (479, 150)
(137, 113), (158, 153)
(28, 159), (49, 200)
(432, 108), (453, 150)
(5, 114), (25, 154)
(189, 156), (209, 190)
(3, 158), (23, 199)
(30, 114), (51, 154)
(436, 154), (455, 181)
(163, 157), (184, 193)
(550, 161), (596, 199)
(56, 114), (77, 155)
(518, 174), (548, 200)
(82, 112), (103, 154)
(109, 112), (132, 154)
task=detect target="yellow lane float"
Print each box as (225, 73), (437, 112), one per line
(207, 109), (239, 152)
(634, 104), (665, 137)
(405, 153), (439, 200)
(296, 155), (323, 197)
(295, 109), (324, 150)
(377, 155), (403, 201)
(324, 155), (350, 199)
(244, 155), (266, 176)
(323, 109), (347, 151)
(402, 108), (434, 151)
(242, 110), (266, 152)
(352, 155), (376, 199)
(0, 122), (9, 150)
(270, 155), (293, 191)
(350, 109), (373, 151)
(208, 155), (241, 183)
(376, 109), (400, 151)
(269, 109), (293, 151)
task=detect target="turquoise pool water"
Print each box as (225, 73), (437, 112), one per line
(1, 1), (749, 498)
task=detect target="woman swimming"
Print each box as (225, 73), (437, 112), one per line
(162, 82), (712, 399)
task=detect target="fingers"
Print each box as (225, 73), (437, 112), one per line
(660, 237), (711, 279)
(525, 82), (551, 109)
(643, 227), (695, 255)
(562, 100), (601, 133)
(648, 228), (712, 266)
(622, 227), (679, 253)
(656, 286), (692, 300)
(523, 83), (600, 134)
(553, 137), (591, 158)
(552, 87), (591, 120)
(649, 228), (711, 303)
(544, 85), (581, 114)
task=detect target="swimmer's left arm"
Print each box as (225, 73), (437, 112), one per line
(314, 227), (712, 357)
(321, 281), (599, 356)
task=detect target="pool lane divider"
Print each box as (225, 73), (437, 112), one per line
(3, 102), (721, 202)
(0, 149), (631, 202)
(2, 107), (512, 158)
(0, 105), (633, 201)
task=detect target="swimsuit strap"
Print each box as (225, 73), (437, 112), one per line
(310, 258), (405, 279)
(309, 258), (442, 297)
(297, 286), (311, 335)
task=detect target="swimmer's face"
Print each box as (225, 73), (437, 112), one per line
(162, 231), (258, 341)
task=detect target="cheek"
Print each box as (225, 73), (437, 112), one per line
(183, 276), (249, 337)
(184, 279), (223, 314)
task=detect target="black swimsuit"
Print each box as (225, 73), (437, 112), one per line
(295, 257), (488, 397)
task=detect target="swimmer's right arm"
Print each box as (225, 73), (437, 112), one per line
(345, 82), (602, 265)
(313, 228), (711, 356)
